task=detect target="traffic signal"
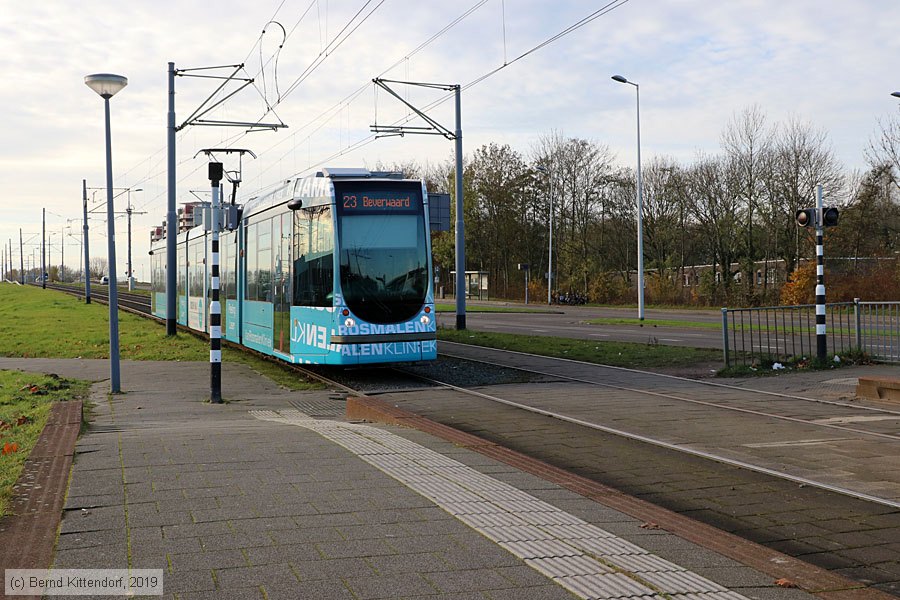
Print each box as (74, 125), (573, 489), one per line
(795, 207), (840, 228)
(796, 208), (815, 227)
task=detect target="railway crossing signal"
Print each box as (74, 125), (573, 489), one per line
(796, 207), (839, 228)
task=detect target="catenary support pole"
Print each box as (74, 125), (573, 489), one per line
(19, 229), (24, 285)
(208, 162), (223, 403)
(83, 179), (91, 303)
(454, 85), (466, 330)
(815, 184), (827, 362)
(166, 62), (177, 335)
(41, 208), (46, 289)
(127, 204), (133, 290)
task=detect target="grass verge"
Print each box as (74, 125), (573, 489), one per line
(0, 371), (90, 517)
(0, 285), (320, 391)
(438, 329), (720, 370)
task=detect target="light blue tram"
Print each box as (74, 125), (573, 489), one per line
(149, 168), (437, 365)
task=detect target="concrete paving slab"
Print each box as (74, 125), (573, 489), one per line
(0, 357), (879, 600)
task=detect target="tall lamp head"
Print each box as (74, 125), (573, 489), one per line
(84, 74), (128, 99)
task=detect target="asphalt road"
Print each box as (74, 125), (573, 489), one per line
(436, 303), (726, 349)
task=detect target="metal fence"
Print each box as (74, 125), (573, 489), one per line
(721, 299), (900, 366)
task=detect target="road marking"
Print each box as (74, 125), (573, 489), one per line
(744, 438), (852, 448)
(813, 415), (900, 425)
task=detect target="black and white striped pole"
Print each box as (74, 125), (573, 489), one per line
(814, 184), (827, 363)
(208, 162), (223, 403)
(796, 185), (840, 363)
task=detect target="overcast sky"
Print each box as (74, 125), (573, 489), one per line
(1, 0), (899, 281)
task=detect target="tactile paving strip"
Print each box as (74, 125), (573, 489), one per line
(251, 409), (752, 600)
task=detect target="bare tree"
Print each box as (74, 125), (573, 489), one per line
(641, 157), (684, 270)
(865, 112), (900, 192)
(90, 257), (108, 280)
(682, 154), (744, 302)
(721, 105), (775, 299)
(762, 116), (844, 275)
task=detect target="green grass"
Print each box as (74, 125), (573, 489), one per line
(0, 371), (90, 517)
(0, 285), (321, 391)
(435, 303), (557, 314)
(438, 329), (720, 370)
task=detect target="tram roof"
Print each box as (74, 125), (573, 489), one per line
(241, 167), (416, 219)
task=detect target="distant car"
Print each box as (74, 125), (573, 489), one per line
(100, 276), (109, 285)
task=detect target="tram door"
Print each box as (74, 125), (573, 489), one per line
(273, 212), (292, 355)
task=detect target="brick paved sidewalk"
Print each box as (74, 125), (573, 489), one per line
(0, 358), (849, 600)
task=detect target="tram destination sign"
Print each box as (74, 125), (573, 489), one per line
(338, 188), (421, 215)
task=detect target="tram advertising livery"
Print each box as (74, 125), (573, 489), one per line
(149, 167), (437, 365)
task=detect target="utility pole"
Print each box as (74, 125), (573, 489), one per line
(19, 229), (24, 285)
(166, 62), (176, 333)
(61, 226), (65, 282)
(83, 180), (92, 302)
(42, 208), (46, 288)
(370, 77), (466, 329)
(125, 189), (146, 290)
(167, 61), (285, 336)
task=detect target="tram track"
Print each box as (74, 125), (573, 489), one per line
(356, 361), (900, 594)
(32, 282), (900, 593)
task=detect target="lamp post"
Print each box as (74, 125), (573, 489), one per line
(612, 74), (645, 321)
(85, 72), (127, 394)
(535, 165), (554, 304)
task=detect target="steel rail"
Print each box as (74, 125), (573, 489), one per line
(439, 340), (900, 417)
(397, 364), (900, 511)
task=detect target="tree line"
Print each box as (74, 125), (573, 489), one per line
(392, 104), (900, 306)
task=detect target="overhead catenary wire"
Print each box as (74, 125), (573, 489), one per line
(117, 0), (629, 221)
(118, 0), (489, 207)
(259, 0), (634, 185)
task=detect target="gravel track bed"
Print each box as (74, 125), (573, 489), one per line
(310, 355), (553, 394)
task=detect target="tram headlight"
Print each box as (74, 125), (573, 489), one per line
(419, 315), (431, 326)
(344, 317), (357, 329)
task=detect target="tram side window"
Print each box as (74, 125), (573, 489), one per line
(189, 239), (204, 297)
(177, 244), (186, 296)
(257, 218), (273, 302)
(246, 224), (258, 300)
(245, 218), (274, 302)
(150, 254), (159, 293)
(293, 206), (333, 307)
(221, 234), (236, 300)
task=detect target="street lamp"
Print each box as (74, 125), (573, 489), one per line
(535, 165), (554, 305)
(892, 92), (900, 98)
(85, 72), (127, 394)
(612, 74), (645, 321)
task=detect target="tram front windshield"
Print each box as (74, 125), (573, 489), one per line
(336, 182), (427, 324)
